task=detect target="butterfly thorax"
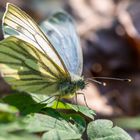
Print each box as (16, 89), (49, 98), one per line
(58, 78), (85, 98)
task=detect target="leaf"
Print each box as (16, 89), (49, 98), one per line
(24, 113), (85, 139)
(51, 100), (95, 119)
(0, 103), (18, 123)
(41, 107), (86, 133)
(87, 119), (133, 140)
(0, 132), (40, 140)
(114, 116), (140, 129)
(60, 113), (86, 133)
(68, 103), (95, 120)
(0, 102), (18, 114)
(42, 129), (82, 140)
(0, 118), (40, 140)
(0, 121), (26, 132)
(2, 91), (46, 115)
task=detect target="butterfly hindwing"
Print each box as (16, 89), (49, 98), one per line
(40, 12), (83, 76)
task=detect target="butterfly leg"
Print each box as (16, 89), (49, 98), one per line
(39, 96), (55, 104)
(55, 96), (61, 109)
(30, 94), (54, 103)
(76, 92), (90, 109)
(74, 93), (80, 110)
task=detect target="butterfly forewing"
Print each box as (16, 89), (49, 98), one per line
(2, 3), (69, 76)
(40, 12), (83, 76)
(0, 36), (66, 95)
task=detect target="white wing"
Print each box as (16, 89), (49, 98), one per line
(40, 12), (83, 76)
(2, 3), (69, 75)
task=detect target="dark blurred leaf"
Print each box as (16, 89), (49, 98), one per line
(2, 91), (46, 115)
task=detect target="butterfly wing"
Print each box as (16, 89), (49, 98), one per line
(1, 3), (71, 95)
(0, 36), (66, 95)
(40, 12), (83, 77)
(2, 3), (69, 76)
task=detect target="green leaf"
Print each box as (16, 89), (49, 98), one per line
(42, 129), (82, 140)
(42, 107), (86, 133)
(114, 116), (140, 129)
(0, 102), (18, 114)
(51, 100), (95, 119)
(2, 91), (46, 115)
(0, 132), (40, 140)
(61, 113), (86, 133)
(0, 121), (26, 132)
(0, 103), (18, 123)
(24, 113), (85, 139)
(87, 119), (133, 140)
(0, 119), (40, 140)
(68, 103), (95, 120)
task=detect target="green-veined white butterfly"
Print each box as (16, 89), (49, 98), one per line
(0, 3), (85, 99)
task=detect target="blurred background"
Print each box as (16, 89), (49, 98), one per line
(0, 0), (140, 139)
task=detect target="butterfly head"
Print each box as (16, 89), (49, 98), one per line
(69, 73), (86, 91)
(59, 76), (85, 98)
(75, 79), (85, 90)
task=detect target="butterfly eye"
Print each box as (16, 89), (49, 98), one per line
(76, 80), (85, 90)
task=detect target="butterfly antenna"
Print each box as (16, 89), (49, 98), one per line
(87, 78), (106, 86)
(89, 77), (131, 82)
(87, 77), (131, 86)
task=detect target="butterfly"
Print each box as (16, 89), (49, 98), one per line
(0, 3), (85, 99)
